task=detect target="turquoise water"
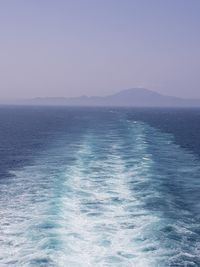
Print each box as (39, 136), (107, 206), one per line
(0, 107), (200, 266)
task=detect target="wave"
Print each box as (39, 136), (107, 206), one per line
(0, 119), (200, 266)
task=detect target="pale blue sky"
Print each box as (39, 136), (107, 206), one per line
(0, 0), (200, 99)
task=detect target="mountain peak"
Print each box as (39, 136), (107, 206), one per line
(113, 88), (161, 96)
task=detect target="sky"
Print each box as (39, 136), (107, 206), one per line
(0, 0), (200, 99)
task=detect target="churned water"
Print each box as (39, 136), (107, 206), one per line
(0, 107), (200, 267)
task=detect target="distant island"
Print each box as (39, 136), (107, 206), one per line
(12, 88), (200, 107)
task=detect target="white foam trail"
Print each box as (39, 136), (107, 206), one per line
(53, 126), (167, 267)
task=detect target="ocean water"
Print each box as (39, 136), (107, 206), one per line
(0, 106), (200, 267)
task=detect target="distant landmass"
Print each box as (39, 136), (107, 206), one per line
(14, 88), (200, 107)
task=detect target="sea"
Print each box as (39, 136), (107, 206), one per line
(0, 106), (200, 267)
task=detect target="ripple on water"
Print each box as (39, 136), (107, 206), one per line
(0, 120), (200, 266)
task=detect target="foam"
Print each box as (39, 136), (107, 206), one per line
(1, 120), (200, 266)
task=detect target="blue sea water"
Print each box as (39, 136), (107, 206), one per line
(0, 106), (200, 267)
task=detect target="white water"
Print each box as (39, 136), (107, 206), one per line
(0, 121), (200, 266)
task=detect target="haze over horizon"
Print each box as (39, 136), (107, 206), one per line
(15, 88), (200, 100)
(6, 88), (200, 107)
(0, 0), (200, 99)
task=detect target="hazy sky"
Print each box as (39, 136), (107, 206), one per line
(0, 0), (200, 99)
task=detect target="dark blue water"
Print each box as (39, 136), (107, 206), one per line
(0, 106), (200, 267)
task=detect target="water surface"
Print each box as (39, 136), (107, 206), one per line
(0, 107), (200, 266)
